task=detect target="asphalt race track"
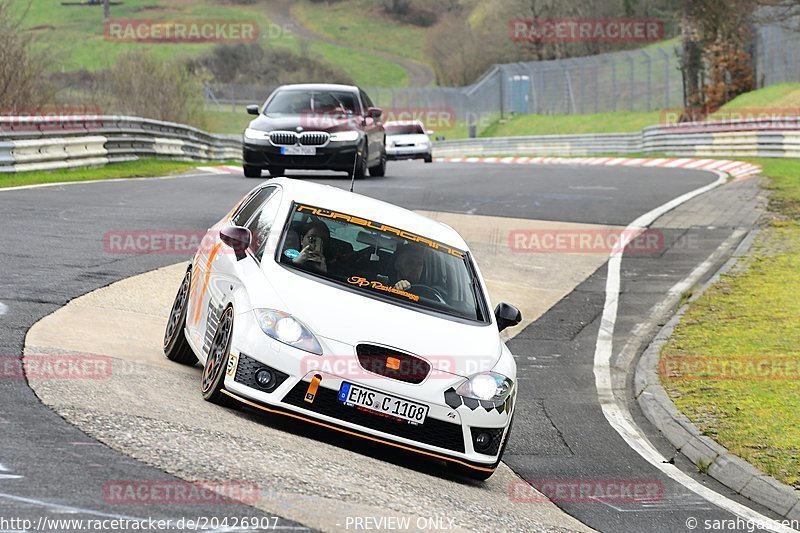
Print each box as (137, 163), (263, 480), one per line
(0, 161), (781, 531)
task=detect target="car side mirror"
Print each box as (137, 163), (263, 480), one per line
(367, 107), (382, 119)
(220, 226), (251, 260)
(246, 105), (260, 116)
(494, 303), (522, 332)
(426, 130), (434, 136)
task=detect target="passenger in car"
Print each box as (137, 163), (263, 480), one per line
(293, 220), (331, 273)
(392, 244), (425, 291)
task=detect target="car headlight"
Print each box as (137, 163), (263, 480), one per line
(329, 130), (360, 142)
(456, 372), (513, 402)
(244, 128), (270, 140)
(254, 309), (322, 355)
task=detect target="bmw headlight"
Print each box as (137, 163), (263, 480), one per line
(329, 130), (360, 142)
(254, 309), (323, 355)
(244, 128), (270, 140)
(456, 372), (513, 402)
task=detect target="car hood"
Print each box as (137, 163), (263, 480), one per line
(268, 267), (500, 376)
(386, 134), (429, 144)
(249, 114), (362, 133)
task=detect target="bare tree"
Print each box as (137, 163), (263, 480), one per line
(680, 0), (757, 116)
(0, 1), (51, 111)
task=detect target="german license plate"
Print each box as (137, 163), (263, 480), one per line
(338, 382), (428, 425)
(281, 145), (316, 156)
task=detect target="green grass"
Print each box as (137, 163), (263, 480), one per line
(304, 39), (408, 87)
(0, 159), (211, 189)
(481, 111), (663, 137)
(292, 0), (429, 65)
(660, 157), (800, 488)
(717, 83), (800, 111)
(13, 0), (406, 87)
(204, 108), (251, 135)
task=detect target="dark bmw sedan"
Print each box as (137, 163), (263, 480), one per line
(242, 84), (387, 179)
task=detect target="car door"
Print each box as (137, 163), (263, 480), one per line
(360, 89), (384, 165)
(187, 186), (277, 355)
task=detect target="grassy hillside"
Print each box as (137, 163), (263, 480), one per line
(292, 0), (429, 64)
(14, 0), (406, 86)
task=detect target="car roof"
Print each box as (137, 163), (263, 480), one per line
(266, 178), (469, 250)
(275, 83), (360, 93)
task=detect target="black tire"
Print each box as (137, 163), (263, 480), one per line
(243, 165), (261, 178)
(351, 149), (367, 180)
(164, 269), (198, 366)
(368, 151), (386, 177)
(201, 306), (236, 407)
(268, 167), (285, 177)
(424, 154), (433, 163)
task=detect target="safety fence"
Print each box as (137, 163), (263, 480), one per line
(0, 116), (241, 172)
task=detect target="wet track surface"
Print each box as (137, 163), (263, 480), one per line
(0, 162), (776, 531)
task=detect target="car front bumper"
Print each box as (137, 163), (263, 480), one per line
(223, 315), (514, 470)
(243, 139), (361, 171)
(385, 146), (431, 160)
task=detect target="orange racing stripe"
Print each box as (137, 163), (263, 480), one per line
(220, 389), (495, 473)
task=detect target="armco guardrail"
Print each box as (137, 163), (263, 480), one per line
(0, 115), (241, 172)
(2, 115), (798, 172)
(434, 117), (800, 158)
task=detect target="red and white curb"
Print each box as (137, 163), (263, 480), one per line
(200, 157), (762, 180)
(198, 165), (243, 175)
(438, 156), (762, 179)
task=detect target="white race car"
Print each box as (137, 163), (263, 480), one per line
(384, 120), (433, 163)
(163, 178), (521, 479)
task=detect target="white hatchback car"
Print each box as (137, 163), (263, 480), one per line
(384, 120), (433, 163)
(163, 178), (521, 479)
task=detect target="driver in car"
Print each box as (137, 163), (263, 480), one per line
(293, 220), (331, 273)
(392, 244), (425, 292)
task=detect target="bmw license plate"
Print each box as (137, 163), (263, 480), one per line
(338, 382), (428, 425)
(281, 145), (316, 156)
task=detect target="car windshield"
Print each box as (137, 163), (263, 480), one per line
(385, 123), (425, 135)
(264, 90), (360, 116)
(277, 203), (487, 322)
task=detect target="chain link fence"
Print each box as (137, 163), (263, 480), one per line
(205, 23), (800, 137)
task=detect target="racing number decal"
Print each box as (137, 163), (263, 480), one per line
(226, 353), (238, 377)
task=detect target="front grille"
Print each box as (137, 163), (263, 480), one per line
(299, 132), (329, 146)
(234, 353), (289, 393)
(470, 427), (505, 456)
(356, 344), (431, 385)
(269, 132), (297, 146)
(282, 380), (465, 453)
